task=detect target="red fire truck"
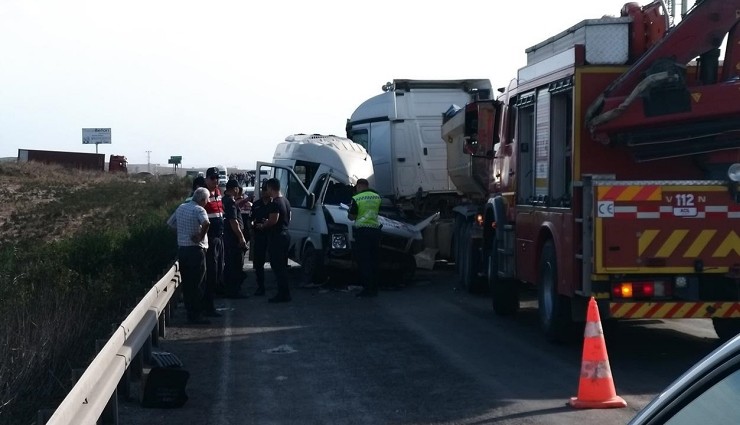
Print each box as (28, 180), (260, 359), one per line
(443, 0), (740, 341)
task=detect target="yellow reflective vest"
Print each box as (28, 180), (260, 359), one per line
(351, 190), (381, 228)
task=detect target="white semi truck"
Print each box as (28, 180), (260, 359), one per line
(257, 134), (436, 285)
(346, 79), (493, 264)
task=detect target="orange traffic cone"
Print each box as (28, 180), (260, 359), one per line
(569, 297), (627, 409)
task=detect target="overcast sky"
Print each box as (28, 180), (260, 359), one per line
(1, 0), (674, 169)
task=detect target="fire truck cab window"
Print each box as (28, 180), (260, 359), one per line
(517, 101), (535, 205)
(550, 90), (573, 207)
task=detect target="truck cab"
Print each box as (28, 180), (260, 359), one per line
(347, 79), (492, 215)
(257, 134), (431, 285)
(217, 165), (228, 187)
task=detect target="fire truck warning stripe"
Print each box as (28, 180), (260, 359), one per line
(655, 230), (689, 258)
(684, 303), (703, 317)
(633, 186), (661, 201)
(713, 231), (740, 257)
(598, 186), (625, 201)
(683, 230), (717, 258)
(611, 303), (740, 318)
(616, 186), (643, 201)
(638, 230), (660, 256)
(597, 185), (662, 201)
(655, 229), (689, 258)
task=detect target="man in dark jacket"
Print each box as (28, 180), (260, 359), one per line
(223, 179), (248, 298)
(254, 178), (292, 303)
(250, 182), (271, 296)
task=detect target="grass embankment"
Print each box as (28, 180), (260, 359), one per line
(0, 162), (188, 424)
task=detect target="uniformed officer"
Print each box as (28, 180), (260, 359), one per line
(222, 179), (248, 298)
(348, 178), (382, 297)
(254, 178), (292, 303)
(250, 182), (271, 296)
(204, 167), (225, 316)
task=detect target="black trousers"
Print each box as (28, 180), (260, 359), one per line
(252, 230), (268, 290)
(178, 246), (206, 319)
(205, 235), (224, 312)
(224, 239), (245, 296)
(354, 227), (381, 293)
(268, 230), (291, 296)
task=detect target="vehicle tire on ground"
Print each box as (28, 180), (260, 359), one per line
(401, 254), (416, 285)
(452, 215), (465, 271)
(538, 240), (574, 342)
(487, 236), (518, 316)
(301, 244), (327, 286)
(461, 221), (485, 294)
(712, 318), (740, 342)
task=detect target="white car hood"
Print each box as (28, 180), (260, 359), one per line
(324, 205), (436, 241)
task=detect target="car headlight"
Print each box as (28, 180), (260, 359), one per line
(331, 233), (348, 249)
(729, 163), (740, 183)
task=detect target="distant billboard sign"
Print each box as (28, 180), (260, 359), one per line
(82, 128), (111, 144)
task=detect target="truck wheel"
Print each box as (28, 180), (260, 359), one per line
(487, 237), (518, 316)
(401, 254), (416, 284)
(461, 221), (484, 293)
(712, 318), (740, 342)
(452, 216), (465, 270)
(538, 240), (573, 342)
(302, 244), (327, 286)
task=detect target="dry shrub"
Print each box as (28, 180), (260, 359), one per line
(0, 163), (188, 424)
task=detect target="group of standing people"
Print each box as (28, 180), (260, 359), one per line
(169, 167), (293, 324)
(169, 167), (384, 323)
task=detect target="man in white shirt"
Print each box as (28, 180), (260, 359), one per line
(168, 187), (211, 324)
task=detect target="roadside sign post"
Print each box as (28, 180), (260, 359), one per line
(168, 156), (182, 174)
(82, 128), (112, 153)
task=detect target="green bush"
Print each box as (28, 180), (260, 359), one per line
(0, 166), (189, 424)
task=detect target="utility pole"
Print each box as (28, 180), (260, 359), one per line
(146, 150), (152, 173)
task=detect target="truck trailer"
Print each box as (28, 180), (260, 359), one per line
(443, 0), (740, 341)
(18, 149), (127, 173)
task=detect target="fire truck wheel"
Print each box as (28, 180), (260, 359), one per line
(712, 318), (740, 342)
(538, 240), (573, 342)
(302, 244), (327, 286)
(487, 237), (518, 316)
(461, 221), (484, 293)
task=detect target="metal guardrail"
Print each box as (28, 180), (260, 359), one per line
(45, 263), (181, 425)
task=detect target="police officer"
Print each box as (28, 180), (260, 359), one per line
(223, 179), (248, 298)
(250, 182), (271, 296)
(204, 167), (225, 316)
(348, 178), (382, 297)
(254, 178), (292, 303)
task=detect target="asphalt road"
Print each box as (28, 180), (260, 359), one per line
(119, 263), (722, 425)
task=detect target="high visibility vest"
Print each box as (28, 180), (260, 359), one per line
(352, 190), (381, 228)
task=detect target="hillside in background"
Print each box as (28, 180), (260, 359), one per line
(0, 162), (189, 424)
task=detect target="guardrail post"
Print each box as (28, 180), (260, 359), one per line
(131, 350), (144, 381)
(158, 310), (166, 339)
(118, 367), (131, 401)
(151, 319), (160, 348)
(143, 334), (153, 364)
(99, 388), (119, 425)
